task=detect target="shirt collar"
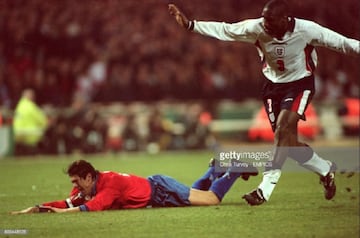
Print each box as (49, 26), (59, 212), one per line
(288, 17), (295, 33)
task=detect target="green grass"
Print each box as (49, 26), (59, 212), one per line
(0, 151), (359, 238)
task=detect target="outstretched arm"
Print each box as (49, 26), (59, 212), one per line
(168, 3), (258, 43)
(10, 192), (86, 214)
(308, 21), (360, 56)
(10, 206), (81, 214)
(47, 206), (81, 213)
(168, 4), (193, 30)
(10, 206), (42, 215)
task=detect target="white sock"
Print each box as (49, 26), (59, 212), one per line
(301, 152), (331, 176)
(258, 169), (281, 201)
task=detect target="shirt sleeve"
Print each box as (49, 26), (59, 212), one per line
(41, 200), (68, 208)
(193, 19), (260, 44)
(41, 188), (85, 208)
(306, 21), (360, 56)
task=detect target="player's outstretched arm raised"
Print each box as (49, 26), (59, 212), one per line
(168, 4), (193, 30)
(168, 4), (259, 43)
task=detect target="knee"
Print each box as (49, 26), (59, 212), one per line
(274, 123), (291, 141)
(209, 193), (221, 205)
(189, 189), (221, 206)
(202, 191), (221, 206)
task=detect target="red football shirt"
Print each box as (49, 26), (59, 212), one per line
(42, 171), (152, 211)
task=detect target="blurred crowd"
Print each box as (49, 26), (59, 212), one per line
(0, 0), (359, 109)
(0, 0), (359, 155)
(11, 90), (216, 155)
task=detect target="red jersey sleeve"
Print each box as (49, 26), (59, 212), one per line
(41, 188), (86, 208)
(41, 200), (67, 208)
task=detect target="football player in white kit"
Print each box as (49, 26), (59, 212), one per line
(169, 0), (360, 205)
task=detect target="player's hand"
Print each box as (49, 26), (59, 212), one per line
(168, 4), (191, 29)
(10, 206), (40, 215)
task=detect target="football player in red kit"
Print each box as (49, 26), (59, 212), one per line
(11, 159), (258, 214)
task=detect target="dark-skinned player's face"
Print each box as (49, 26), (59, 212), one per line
(262, 6), (288, 39)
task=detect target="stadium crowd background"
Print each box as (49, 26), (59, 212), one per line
(0, 0), (359, 155)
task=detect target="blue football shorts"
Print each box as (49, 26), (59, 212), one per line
(147, 175), (191, 207)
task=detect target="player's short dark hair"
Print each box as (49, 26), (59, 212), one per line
(264, 0), (290, 17)
(67, 160), (98, 179)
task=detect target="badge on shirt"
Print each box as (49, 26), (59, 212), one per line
(274, 46), (285, 57)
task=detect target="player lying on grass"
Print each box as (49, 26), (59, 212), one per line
(11, 159), (258, 214)
(168, 0), (360, 206)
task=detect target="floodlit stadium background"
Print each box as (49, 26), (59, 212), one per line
(0, 0), (358, 156)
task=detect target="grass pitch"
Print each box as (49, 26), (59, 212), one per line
(0, 151), (359, 238)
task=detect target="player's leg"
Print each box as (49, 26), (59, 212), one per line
(273, 109), (301, 163)
(288, 142), (337, 200)
(192, 158), (259, 191)
(191, 158), (225, 191)
(148, 174), (227, 206)
(244, 109), (300, 205)
(147, 172), (253, 207)
(284, 89), (337, 200)
(189, 189), (220, 205)
(243, 94), (299, 205)
(190, 170), (245, 206)
(283, 83), (336, 200)
(243, 79), (313, 205)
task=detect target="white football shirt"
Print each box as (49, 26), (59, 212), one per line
(193, 18), (360, 83)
